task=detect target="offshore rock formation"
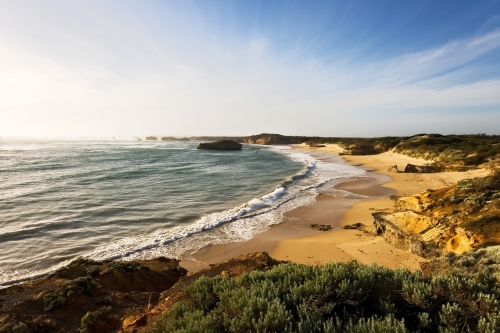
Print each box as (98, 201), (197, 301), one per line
(373, 171), (500, 258)
(197, 140), (242, 150)
(145, 136), (158, 141)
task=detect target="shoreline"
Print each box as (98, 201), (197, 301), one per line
(181, 143), (489, 272)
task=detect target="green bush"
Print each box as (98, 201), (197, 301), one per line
(394, 134), (500, 166)
(43, 291), (66, 311)
(80, 306), (113, 328)
(149, 261), (500, 332)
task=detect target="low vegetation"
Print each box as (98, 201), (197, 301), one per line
(393, 134), (500, 166)
(81, 306), (113, 328)
(242, 133), (500, 167)
(424, 245), (500, 283)
(149, 260), (500, 333)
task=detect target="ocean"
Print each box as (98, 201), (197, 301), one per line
(0, 139), (365, 286)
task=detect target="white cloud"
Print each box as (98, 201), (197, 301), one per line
(0, 1), (499, 137)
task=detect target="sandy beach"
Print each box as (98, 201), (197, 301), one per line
(181, 144), (489, 273)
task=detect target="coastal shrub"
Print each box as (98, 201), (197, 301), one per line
(80, 305), (113, 327)
(427, 246), (500, 283)
(394, 134), (500, 166)
(244, 133), (500, 166)
(64, 276), (97, 295)
(0, 321), (29, 333)
(43, 291), (66, 311)
(102, 261), (139, 273)
(149, 261), (500, 333)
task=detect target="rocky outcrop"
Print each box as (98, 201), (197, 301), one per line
(403, 163), (441, 173)
(311, 224), (332, 231)
(146, 136), (158, 141)
(0, 257), (186, 333)
(373, 212), (440, 257)
(197, 140), (242, 150)
(0, 252), (281, 333)
(343, 222), (365, 230)
(373, 171), (500, 258)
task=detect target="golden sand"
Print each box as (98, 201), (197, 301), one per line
(181, 144), (488, 273)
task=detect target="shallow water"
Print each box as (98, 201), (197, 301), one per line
(0, 139), (365, 286)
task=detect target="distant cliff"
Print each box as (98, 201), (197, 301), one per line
(241, 133), (319, 145)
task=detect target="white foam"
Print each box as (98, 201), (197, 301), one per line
(1, 145), (369, 287)
(82, 146), (366, 263)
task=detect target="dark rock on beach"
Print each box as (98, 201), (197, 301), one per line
(311, 224), (332, 231)
(343, 223), (365, 230)
(197, 140), (242, 150)
(403, 163), (440, 173)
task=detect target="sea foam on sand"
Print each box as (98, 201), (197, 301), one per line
(83, 146), (365, 262)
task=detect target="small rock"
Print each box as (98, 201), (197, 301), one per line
(311, 224), (332, 231)
(343, 223), (365, 230)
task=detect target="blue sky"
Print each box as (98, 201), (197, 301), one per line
(1, 0), (499, 137)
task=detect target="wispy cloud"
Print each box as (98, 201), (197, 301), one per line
(0, 1), (499, 137)
(356, 29), (500, 88)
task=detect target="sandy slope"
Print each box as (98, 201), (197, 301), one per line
(269, 144), (489, 270)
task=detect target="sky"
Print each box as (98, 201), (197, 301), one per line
(1, 0), (500, 138)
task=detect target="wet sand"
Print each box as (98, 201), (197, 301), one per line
(181, 144), (488, 273)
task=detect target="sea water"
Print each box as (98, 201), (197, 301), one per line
(0, 139), (364, 286)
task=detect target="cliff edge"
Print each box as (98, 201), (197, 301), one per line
(373, 170), (500, 258)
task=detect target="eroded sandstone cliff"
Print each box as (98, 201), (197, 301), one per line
(373, 170), (500, 258)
